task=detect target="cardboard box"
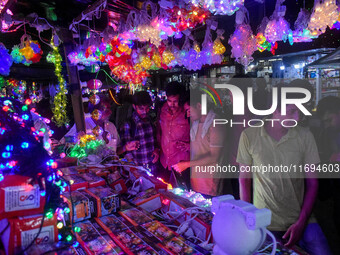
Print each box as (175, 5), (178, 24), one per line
(119, 207), (154, 226)
(24, 242), (87, 255)
(63, 174), (87, 192)
(130, 188), (162, 212)
(62, 190), (97, 224)
(0, 214), (58, 255)
(95, 214), (133, 235)
(80, 173), (106, 188)
(0, 175), (45, 220)
(106, 172), (127, 194)
(74, 220), (125, 255)
(86, 186), (120, 216)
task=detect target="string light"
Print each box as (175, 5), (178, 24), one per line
(49, 41), (69, 127)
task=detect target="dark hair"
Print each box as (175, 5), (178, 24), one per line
(180, 90), (190, 106)
(132, 91), (152, 106)
(165, 81), (182, 97)
(317, 96), (340, 117)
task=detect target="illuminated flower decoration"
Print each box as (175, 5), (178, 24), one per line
(229, 7), (257, 66)
(10, 46), (25, 64)
(19, 38), (43, 64)
(0, 44), (13, 76)
(308, 0), (339, 35)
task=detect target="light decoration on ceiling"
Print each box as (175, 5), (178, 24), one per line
(191, 0), (244, 15)
(308, 0), (339, 36)
(264, 0), (293, 44)
(229, 7), (257, 66)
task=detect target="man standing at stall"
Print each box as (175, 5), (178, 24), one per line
(237, 84), (331, 255)
(172, 89), (226, 196)
(157, 82), (190, 183)
(120, 91), (159, 173)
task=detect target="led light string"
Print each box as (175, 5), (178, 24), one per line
(48, 41), (69, 127)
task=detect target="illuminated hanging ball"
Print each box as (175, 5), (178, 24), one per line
(91, 109), (102, 121)
(87, 79), (102, 90)
(92, 125), (103, 137)
(89, 94), (100, 105)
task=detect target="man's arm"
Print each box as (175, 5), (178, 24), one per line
(239, 164), (252, 203)
(283, 130), (320, 247)
(283, 171), (318, 247)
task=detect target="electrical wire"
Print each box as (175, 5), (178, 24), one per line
(260, 229), (277, 255)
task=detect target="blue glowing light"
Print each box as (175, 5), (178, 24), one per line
(58, 234), (62, 240)
(22, 114), (29, 120)
(40, 191), (46, 196)
(2, 152), (11, 158)
(5, 145), (13, 151)
(21, 142), (29, 149)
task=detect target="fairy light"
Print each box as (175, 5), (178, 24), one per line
(49, 40), (69, 127)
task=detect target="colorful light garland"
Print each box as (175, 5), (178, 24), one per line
(48, 42), (69, 127)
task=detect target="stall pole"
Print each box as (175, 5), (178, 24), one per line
(316, 68), (321, 104)
(60, 28), (86, 133)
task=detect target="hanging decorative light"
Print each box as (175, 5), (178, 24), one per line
(308, 0), (339, 35)
(229, 7), (257, 66)
(264, 0), (293, 44)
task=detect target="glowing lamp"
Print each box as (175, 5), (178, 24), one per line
(212, 195), (274, 255)
(87, 79), (102, 90)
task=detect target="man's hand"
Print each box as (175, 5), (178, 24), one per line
(151, 149), (160, 163)
(172, 161), (189, 173)
(283, 219), (306, 248)
(125, 141), (140, 151)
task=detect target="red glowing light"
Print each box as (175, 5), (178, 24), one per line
(25, 99), (32, 105)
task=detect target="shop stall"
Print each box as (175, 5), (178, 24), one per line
(1, 0), (340, 254)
